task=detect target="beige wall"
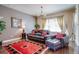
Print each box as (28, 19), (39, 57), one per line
(0, 5), (35, 41)
(37, 9), (75, 36)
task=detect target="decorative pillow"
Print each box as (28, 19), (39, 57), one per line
(42, 31), (47, 36)
(31, 30), (35, 35)
(56, 33), (64, 39)
(38, 30), (43, 33)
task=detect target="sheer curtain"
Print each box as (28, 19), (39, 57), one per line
(44, 17), (61, 32)
(57, 16), (64, 32)
(42, 16), (46, 29)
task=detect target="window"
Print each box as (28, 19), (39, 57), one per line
(44, 18), (61, 32)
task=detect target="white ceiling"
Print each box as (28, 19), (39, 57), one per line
(2, 4), (75, 16)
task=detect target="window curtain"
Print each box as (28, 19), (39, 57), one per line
(42, 16), (46, 29)
(57, 16), (64, 32)
(34, 16), (38, 24)
(65, 13), (74, 36)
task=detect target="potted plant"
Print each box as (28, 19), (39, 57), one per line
(34, 24), (40, 29)
(0, 20), (6, 50)
(0, 21), (6, 33)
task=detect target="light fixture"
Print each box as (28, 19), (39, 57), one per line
(40, 5), (46, 29)
(41, 6), (43, 16)
(40, 5), (45, 17)
(40, 5), (46, 19)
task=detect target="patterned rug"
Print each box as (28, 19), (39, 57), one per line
(3, 40), (47, 54)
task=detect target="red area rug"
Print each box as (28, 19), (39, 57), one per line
(4, 40), (47, 54)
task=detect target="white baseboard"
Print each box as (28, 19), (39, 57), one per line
(3, 37), (21, 44)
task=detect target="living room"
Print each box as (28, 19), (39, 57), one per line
(0, 4), (79, 54)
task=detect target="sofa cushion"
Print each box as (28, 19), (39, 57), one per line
(35, 33), (41, 36)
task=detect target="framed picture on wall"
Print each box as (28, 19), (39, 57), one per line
(11, 17), (22, 28)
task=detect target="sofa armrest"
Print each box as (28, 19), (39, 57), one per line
(27, 33), (32, 35)
(63, 36), (69, 44)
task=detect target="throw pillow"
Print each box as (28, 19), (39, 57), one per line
(42, 32), (47, 36)
(56, 33), (64, 39)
